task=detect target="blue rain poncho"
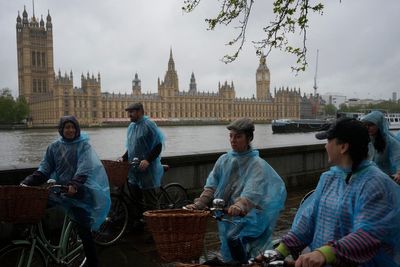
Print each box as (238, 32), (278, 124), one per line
(126, 116), (164, 189)
(205, 149), (287, 262)
(291, 161), (400, 266)
(361, 111), (400, 175)
(38, 132), (111, 231)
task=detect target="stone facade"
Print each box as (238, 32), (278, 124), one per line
(16, 8), (301, 127)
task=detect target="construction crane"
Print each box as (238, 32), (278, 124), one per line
(313, 49), (319, 96)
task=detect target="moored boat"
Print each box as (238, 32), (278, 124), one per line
(337, 111), (400, 130)
(272, 119), (331, 134)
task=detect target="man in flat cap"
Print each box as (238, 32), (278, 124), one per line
(118, 102), (164, 229)
(185, 117), (286, 265)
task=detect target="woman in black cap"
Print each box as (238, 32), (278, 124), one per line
(269, 118), (400, 266)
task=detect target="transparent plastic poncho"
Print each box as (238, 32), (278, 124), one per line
(126, 116), (165, 189)
(205, 149), (287, 262)
(38, 132), (111, 231)
(291, 161), (400, 266)
(361, 111), (400, 175)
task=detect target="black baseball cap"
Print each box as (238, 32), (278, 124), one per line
(125, 102), (144, 111)
(315, 118), (369, 145)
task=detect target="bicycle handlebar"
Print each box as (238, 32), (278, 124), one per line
(49, 184), (69, 195)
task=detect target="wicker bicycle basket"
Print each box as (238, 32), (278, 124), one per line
(144, 209), (210, 262)
(0, 186), (49, 224)
(101, 160), (129, 187)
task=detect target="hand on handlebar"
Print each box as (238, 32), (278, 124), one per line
(393, 172), (400, 184)
(139, 159), (149, 171)
(228, 204), (246, 217)
(184, 201), (208, 210)
(253, 249), (284, 264)
(66, 185), (77, 196)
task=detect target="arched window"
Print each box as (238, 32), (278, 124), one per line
(41, 53), (45, 68)
(38, 80), (42, 92)
(32, 51), (36, 66)
(37, 52), (41, 66)
(33, 79), (37, 92)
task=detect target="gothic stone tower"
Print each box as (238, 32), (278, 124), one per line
(158, 49), (179, 98)
(16, 7), (55, 103)
(256, 55), (271, 100)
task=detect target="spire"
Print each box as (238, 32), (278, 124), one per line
(16, 11), (21, 23)
(40, 15), (44, 27)
(46, 10), (51, 21)
(168, 47), (175, 70)
(189, 72), (197, 93)
(23, 6), (28, 18)
(46, 10), (52, 30)
(22, 6), (28, 25)
(32, 0), (35, 18)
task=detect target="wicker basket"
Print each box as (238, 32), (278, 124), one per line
(0, 186), (49, 224)
(101, 160), (129, 187)
(144, 209), (210, 262)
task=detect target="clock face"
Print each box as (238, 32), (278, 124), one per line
(256, 73), (263, 81)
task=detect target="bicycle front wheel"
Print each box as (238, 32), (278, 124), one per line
(93, 194), (129, 246)
(64, 221), (85, 267)
(158, 183), (189, 209)
(0, 243), (46, 267)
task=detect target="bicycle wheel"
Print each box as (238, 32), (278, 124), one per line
(93, 194), (129, 246)
(0, 243), (46, 267)
(299, 189), (315, 207)
(64, 222), (85, 267)
(158, 183), (189, 209)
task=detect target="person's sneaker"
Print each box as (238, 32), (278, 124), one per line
(202, 257), (226, 266)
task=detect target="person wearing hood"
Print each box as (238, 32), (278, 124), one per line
(361, 110), (400, 183)
(267, 118), (400, 266)
(117, 102), (165, 229)
(21, 116), (111, 267)
(185, 117), (286, 265)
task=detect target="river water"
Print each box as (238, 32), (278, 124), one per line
(0, 124), (325, 168)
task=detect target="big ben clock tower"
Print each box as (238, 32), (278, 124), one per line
(256, 55), (271, 100)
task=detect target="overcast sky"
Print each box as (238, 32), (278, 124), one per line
(1, 0), (400, 100)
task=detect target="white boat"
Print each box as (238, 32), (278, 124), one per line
(337, 111), (400, 130)
(385, 113), (400, 130)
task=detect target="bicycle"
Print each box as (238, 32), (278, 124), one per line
(176, 199), (295, 267)
(0, 184), (85, 267)
(93, 160), (189, 246)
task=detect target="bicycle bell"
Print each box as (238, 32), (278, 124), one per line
(131, 157), (140, 168)
(212, 198), (225, 210)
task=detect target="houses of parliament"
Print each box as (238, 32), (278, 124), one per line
(16, 7), (301, 127)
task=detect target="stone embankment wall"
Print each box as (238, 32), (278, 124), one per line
(0, 143), (327, 189)
(0, 143), (327, 239)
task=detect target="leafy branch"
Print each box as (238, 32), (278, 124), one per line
(182, 0), (325, 72)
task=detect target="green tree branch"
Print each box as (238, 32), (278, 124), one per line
(182, 0), (325, 72)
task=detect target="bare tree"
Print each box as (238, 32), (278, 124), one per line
(182, 0), (325, 72)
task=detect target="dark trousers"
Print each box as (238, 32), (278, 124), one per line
(128, 184), (158, 220)
(70, 207), (98, 267)
(226, 222), (248, 264)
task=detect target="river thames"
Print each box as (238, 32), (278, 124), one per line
(0, 124), (325, 168)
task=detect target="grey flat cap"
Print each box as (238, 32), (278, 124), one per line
(125, 102), (144, 111)
(227, 117), (255, 132)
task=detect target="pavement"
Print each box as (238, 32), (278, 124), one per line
(96, 187), (312, 267)
(97, 219), (221, 267)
